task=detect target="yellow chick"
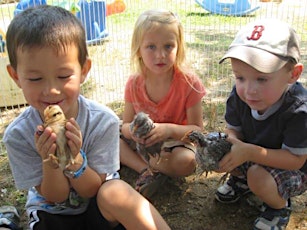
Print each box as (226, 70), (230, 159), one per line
(43, 105), (74, 170)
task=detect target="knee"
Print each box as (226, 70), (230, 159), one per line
(97, 182), (112, 205)
(247, 165), (270, 194)
(98, 179), (136, 205)
(98, 180), (123, 207)
(184, 155), (197, 175)
(172, 151), (196, 176)
(97, 180), (133, 222)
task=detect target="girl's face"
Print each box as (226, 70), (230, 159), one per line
(139, 24), (178, 76)
(231, 59), (295, 114)
(7, 44), (91, 119)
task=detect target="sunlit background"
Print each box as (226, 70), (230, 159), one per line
(1, 0), (307, 153)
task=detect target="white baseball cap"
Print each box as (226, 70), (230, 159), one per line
(219, 19), (300, 73)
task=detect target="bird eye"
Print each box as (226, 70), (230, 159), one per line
(52, 112), (62, 117)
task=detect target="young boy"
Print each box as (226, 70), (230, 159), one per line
(3, 5), (170, 230)
(216, 18), (307, 229)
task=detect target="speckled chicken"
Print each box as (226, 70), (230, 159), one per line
(182, 130), (232, 177)
(130, 112), (163, 162)
(42, 105), (74, 170)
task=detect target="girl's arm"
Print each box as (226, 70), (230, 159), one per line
(144, 101), (204, 146)
(166, 100), (204, 140)
(121, 102), (136, 140)
(121, 100), (204, 146)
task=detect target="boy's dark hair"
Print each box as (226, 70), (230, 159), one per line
(6, 5), (88, 70)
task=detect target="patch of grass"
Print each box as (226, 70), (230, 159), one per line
(0, 152), (26, 206)
(107, 100), (124, 120)
(202, 99), (226, 131)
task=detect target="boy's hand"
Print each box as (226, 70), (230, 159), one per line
(218, 136), (249, 172)
(35, 117), (83, 168)
(65, 117), (83, 159)
(35, 125), (57, 162)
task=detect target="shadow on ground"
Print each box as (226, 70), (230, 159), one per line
(120, 166), (307, 230)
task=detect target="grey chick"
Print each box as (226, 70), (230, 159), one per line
(130, 112), (163, 162)
(42, 105), (74, 170)
(182, 130), (232, 182)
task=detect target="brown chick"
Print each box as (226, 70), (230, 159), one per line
(42, 105), (74, 170)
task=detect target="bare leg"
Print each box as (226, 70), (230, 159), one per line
(120, 139), (196, 177)
(149, 148), (196, 177)
(97, 179), (171, 230)
(120, 139), (148, 174)
(247, 165), (287, 209)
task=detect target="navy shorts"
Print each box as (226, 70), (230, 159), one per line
(28, 197), (125, 230)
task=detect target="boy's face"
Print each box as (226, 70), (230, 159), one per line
(7, 44), (91, 119)
(231, 58), (300, 114)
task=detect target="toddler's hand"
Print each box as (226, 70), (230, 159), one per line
(218, 136), (248, 172)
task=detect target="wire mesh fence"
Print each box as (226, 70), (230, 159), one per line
(0, 0), (307, 155)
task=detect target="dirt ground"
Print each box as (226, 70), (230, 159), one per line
(1, 110), (306, 230)
(120, 166), (307, 230)
(0, 159), (305, 229)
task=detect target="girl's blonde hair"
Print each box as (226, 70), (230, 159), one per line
(130, 9), (186, 74)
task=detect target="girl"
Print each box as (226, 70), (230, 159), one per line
(120, 9), (206, 199)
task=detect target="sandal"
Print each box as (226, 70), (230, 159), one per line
(135, 167), (168, 199)
(135, 168), (154, 191)
(0, 206), (22, 230)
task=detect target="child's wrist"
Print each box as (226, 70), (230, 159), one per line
(42, 154), (60, 169)
(64, 150), (87, 179)
(72, 151), (84, 165)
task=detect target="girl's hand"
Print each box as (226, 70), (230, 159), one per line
(65, 118), (83, 158)
(218, 136), (249, 172)
(128, 126), (146, 144)
(129, 128), (146, 144)
(35, 125), (57, 160)
(144, 123), (169, 147)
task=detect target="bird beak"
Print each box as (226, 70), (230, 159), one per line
(132, 125), (138, 134)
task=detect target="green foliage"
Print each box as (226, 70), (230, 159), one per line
(202, 99), (226, 131)
(107, 100), (125, 120)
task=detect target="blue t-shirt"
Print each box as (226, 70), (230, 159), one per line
(225, 82), (307, 172)
(3, 95), (120, 215)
